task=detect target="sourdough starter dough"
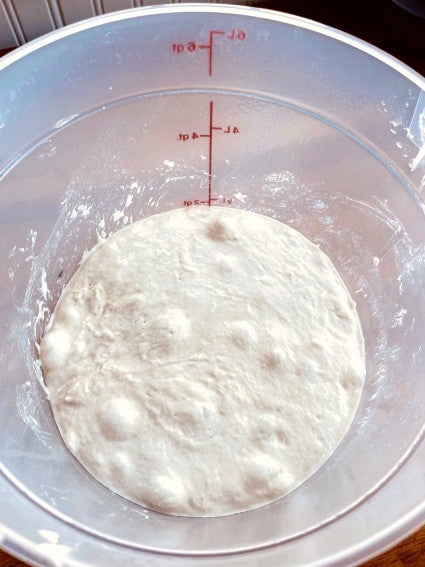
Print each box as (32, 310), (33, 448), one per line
(41, 207), (365, 516)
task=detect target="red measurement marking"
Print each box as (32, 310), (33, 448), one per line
(198, 30), (225, 76)
(208, 100), (214, 205)
(183, 197), (233, 207)
(179, 101), (240, 207)
(191, 101), (214, 205)
(172, 29), (246, 76)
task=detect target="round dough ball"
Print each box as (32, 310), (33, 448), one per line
(40, 206), (365, 516)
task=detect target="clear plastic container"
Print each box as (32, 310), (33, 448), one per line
(0, 4), (424, 566)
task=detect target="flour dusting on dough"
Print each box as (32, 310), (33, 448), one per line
(40, 207), (365, 517)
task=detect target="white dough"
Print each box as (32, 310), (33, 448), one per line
(40, 206), (365, 516)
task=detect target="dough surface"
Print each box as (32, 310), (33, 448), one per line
(41, 206), (365, 516)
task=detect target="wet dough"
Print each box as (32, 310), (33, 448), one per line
(40, 206), (365, 516)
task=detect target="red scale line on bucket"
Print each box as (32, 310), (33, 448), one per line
(171, 28), (247, 206)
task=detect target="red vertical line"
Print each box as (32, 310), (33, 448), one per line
(209, 30), (225, 76)
(208, 100), (213, 205)
(208, 31), (213, 77)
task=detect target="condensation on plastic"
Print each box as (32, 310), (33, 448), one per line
(0, 4), (424, 567)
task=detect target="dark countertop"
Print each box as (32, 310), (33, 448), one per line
(259, 0), (424, 76)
